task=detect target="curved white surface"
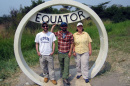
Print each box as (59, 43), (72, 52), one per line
(14, 0), (108, 85)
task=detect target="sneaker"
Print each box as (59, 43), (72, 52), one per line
(63, 79), (70, 85)
(85, 79), (89, 83)
(51, 80), (57, 85)
(44, 78), (49, 83)
(76, 75), (82, 79)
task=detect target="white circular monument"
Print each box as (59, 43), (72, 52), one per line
(14, 0), (108, 85)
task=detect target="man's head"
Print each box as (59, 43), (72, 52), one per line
(42, 22), (48, 32)
(60, 22), (67, 32)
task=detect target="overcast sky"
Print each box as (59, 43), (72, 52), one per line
(0, 0), (130, 17)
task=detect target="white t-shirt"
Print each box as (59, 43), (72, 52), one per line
(35, 31), (56, 55)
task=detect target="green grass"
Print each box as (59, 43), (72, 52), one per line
(23, 49), (39, 66)
(0, 20), (130, 81)
(0, 37), (14, 60)
(106, 20), (130, 53)
(0, 58), (18, 79)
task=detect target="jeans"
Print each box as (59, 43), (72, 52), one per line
(58, 53), (70, 79)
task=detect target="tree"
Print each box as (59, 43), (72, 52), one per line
(91, 1), (110, 19)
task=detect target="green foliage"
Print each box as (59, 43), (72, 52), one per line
(104, 5), (126, 23)
(31, 0), (45, 8)
(85, 23), (100, 50)
(106, 20), (129, 36)
(105, 20), (130, 53)
(0, 15), (11, 24)
(21, 31), (35, 51)
(91, 2), (108, 18)
(91, 2), (130, 23)
(105, 25), (112, 33)
(23, 49), (39, 66)
(0, 37), (14, 60)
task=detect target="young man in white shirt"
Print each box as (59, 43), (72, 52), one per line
(35, 22), (57, 85)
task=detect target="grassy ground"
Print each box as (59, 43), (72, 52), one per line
(0, 20), (130, 85)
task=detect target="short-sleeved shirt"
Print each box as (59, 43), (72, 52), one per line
(35, 31), (56, 55)
(73, 31), (92, 54)
(54, 31), (74, 53)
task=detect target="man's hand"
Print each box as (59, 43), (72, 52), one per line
(50, 51), (54, 56)
(88, 42), (92, 56)
(52, 24), (56, 27)
(68, 52), (71, 58)
(37, 51), (41, 56)
(73, 52), (76, 56)
(89, 51), (92, 56)
(51, 24), (56, 32)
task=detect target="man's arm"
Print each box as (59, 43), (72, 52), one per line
(68, 43), (73, 58)
(50, 41), (55, 55)
(68, 33), (74, 58)
(73, 44), (76, 56)
(51, 24), (56, 32)
(88, 42), (92, 56)
(36, 43), (40, 56)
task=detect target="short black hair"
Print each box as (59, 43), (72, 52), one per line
(42, 22), (48, 27)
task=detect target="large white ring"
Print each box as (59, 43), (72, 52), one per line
(14, 0), (108, 85)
